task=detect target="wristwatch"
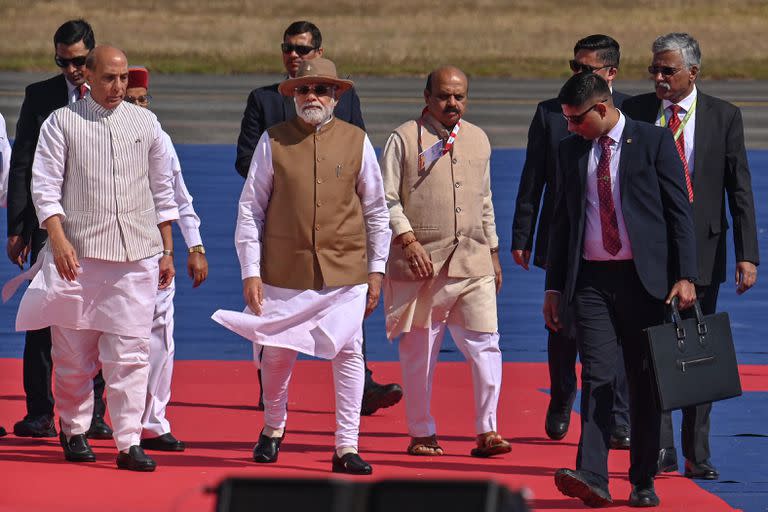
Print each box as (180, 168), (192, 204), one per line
(188, 245), (206, 254)
(162, 249), (173, 256)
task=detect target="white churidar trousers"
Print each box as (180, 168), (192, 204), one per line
(52, 325), (150, 452)
(261, 337), (365, 450)
(398, 321), (502, 437)
(142, 277), (175, 438)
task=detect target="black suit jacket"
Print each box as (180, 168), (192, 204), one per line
(545, 117), (698, 303)
(7, 74), (69, 246)
(512, 90), (629, 269)
(235, 83), (366, 177)
(622, 91), (759, 286)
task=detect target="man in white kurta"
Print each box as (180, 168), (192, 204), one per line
(213, 58), (390, 475)
(12, 47), (178, 472)
(121, 67), (208, 453)
(381, 66), (510, 458)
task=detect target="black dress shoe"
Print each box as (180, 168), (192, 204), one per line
(59, 430), (96, 462)
(554, 468), (612, 507)
(86, 415), (113, 440)
(361, 382), (403, 416)
(141, 433), (186, 452)
(116, 446), (156, 472)
(629, 485), (660, 507)
(13, 415), (56, 438)
(684, 459), (719, 480)
(332, 452), (373, 475)
(609, 425), (631, 450)
(0, 426), (6, 437)
(253, 432), (284, 463)
(656, 447), (678, 474)
(545, 403), (570, 440)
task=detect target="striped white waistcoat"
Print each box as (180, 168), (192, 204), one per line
(52, 97), (162, 262)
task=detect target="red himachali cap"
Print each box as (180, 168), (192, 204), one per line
(128, 67), (149, 89)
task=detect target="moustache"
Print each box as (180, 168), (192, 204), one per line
(656, 82), (671, 91)
(443, 107), (460, 114)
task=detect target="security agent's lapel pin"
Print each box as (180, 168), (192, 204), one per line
(336, 164), (343, 177)
(626, 138), (632, 144)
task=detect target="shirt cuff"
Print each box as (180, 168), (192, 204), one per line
(241, 263), (261, 280)
(545, 290), (562, 295)
(368, 260), (386, 274)
(390, 218), (413, 238)
(181, 228), (203, 249)
(37, 206), (67, 228)
(156, 207), (180, 224)
(485, 234), (500, 249)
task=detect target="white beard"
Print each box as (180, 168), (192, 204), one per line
(295, 97), (336, 126)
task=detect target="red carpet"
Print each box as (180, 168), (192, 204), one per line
(0, 359), (742, 511)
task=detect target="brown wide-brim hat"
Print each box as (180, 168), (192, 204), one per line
(278, 57), (354, 97)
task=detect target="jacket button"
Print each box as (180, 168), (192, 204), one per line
(456, 231), (462, 237)
(315, 225), (321, 231)
(316, 178), (323, 184)
(455, 207), (462, 213)
(317, 201), (322, 207)
(455, 182), (461, 188)
(452, 158), (458, 164)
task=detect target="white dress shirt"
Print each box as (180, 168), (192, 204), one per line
(656, 85), (697, 178)
(66, 79), (89, 104)
(583, 111), (634, 261)
(0, 113), (11, 207)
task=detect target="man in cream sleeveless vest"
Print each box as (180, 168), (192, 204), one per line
(380, 66), (510, 458)
(213, 58), (390, 475)
(13, 46), (178, 472)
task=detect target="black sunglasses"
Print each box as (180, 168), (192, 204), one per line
(569, 60), (613, 74)
(563, 99), (608, 124)
(281, 43), (317, 56)
(294, 84), (335, 96)
(55, 55), (87, 68)
(648, 65), (682, 77)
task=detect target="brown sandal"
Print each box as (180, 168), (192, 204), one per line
(407, 435), (444, 456)
(470, 431), (511, 458)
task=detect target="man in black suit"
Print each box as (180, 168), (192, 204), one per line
(546, 72), (698, 508)
(235, 20), (402, 416)
(6, 19), (111, 440)
(623, 32), (759, 481)
(512, 34), (630, 447)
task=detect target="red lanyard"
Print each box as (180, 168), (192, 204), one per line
(417, 107), (461, 172)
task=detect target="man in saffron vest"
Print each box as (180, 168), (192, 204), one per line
(10, 46), (178, 472)
(213, 58), (390, 475)
(380, 66), (510, 458)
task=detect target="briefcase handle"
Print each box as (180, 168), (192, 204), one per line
(669, 297), (707, 347)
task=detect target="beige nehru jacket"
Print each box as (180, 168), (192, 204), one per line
(261, 117), (368, 290)
(380, 116), (499, 337)
(381, 117), (498, 280)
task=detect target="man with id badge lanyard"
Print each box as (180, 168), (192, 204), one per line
(380, 66), (510, 458)
(623, 32), (759, 481)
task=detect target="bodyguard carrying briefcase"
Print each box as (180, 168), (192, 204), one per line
(645, 297), (742, 412)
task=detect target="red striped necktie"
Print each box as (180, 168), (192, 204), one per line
(668, 104), (694, 202)
(78, 84), (88, 100)
(597, 135), (621, 256)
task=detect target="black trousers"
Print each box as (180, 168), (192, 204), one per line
(573, 260), (665, 486)
(548, 319), (630, 430)
(659, 283), (719, 463)
(22, 229), (106, 419)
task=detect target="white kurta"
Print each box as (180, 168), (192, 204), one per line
(144, 131), (203, 436)
(212, 129), (390, 360)
(6, 107), (178, 339)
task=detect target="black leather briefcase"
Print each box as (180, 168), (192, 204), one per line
(645, 297), (742, 411)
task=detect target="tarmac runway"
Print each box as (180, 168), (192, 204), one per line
(0, 72), (766, 148)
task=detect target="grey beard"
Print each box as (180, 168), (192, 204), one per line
(295, 98), (335, 125)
